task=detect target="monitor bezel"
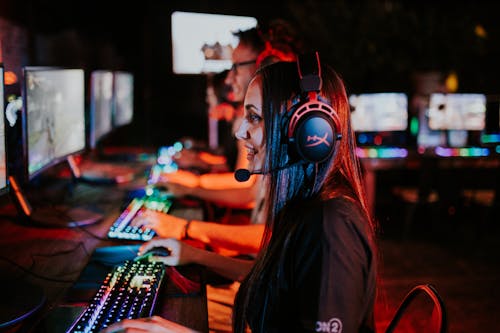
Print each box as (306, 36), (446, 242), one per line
(21, 66), (87, 181)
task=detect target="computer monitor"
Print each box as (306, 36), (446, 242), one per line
(417, 93), (490, 156)
(22, 67), (86, 180)
(112, 71), (134, 128)
(482, 96), (500, 145)
(88, 70), (148, 165)
(0, 63), (47, 331)
(8, 66), (102, 227)
(171, 11), (258, 74)
(428, 93), (486, 148)
(349, 93), (408, 147)
(428, 93), (486, 131)
(59, 71), (137, 185)
(89, 70), (114, 149)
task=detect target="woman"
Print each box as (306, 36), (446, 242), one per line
(101, 56), (377, 333)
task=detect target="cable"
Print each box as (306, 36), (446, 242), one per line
(0, 256), (76, 284)
(75, 224), (113, 241)
(31, 241), (91, 259)
(0, 241), (92, 284)
(0, 214), (19, 222)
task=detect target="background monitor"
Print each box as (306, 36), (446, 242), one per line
(0, 65), (7, 193)
(171, 11), (258, 74)
(349, 93), (408, 147)
(486, 99), (500, 131)
(481, 96), (500, 145)
(428, 93), (486, 131)
(349, 93), (408, 132)
(22, 67), (86, 180)
(112, 71), (134, 128)
(89, 70), (114, 149)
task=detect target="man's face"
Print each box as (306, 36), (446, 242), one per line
(225, 43), (259, 103)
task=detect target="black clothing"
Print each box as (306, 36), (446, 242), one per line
(247, 197), (376, 333)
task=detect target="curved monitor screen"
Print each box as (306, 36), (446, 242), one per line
(23, 68), (86, 178)
(112, 71), (134, 128)
(428, 93), (486, 131)
(349, 93), (408, 132)
(171, 11), (257, 74)
(89, 70), (113, 148)
(0, 65), (6, 192)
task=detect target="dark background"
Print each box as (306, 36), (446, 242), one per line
(1, 4), (499, 332)
(1, 0), (499, 147)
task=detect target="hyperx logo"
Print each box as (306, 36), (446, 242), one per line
(305, 132), (330, 147)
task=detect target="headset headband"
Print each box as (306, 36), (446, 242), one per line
(297, 51), (322, 93)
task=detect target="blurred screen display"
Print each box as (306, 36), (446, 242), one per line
(349, 93), (408, 132)
(171, 11), (257, 74)
(428, 93), (486, 131)
(25, 68), (85, 177)
(90, 70), (113, 148)
(112, 71), (134, 127)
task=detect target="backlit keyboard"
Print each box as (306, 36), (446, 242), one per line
(108, 190), (173, 241)
(67, 260), (165, 333)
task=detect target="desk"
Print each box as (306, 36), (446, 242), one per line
(359, 147), (500, 216)
(360, 149), (421, 216)
(0, 165), (208, 333)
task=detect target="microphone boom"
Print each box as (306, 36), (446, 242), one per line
(234, 161), (307, 182)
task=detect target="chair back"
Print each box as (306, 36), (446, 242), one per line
(385, 284), (447, 333)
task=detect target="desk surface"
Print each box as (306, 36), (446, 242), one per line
(0, 164), (208, 333)
(358, 148), (500, 215)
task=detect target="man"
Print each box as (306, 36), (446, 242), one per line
(160, 22), (300, 212)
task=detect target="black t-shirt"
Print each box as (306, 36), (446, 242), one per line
(246, 197), (376, 333)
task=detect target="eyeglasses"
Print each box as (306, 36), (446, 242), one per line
(230, 59), (257, 72)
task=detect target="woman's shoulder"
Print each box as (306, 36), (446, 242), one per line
(321, 196), (372, 244)
(323, 195), (364, 214)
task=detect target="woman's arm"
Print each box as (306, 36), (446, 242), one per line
(188, 220), (264, 254)
(185, 177), (257, 207)
(100, 315), (200, 333)
(160, 170), (259, 208)
(136, 211), (264, 254)
(140, 238), (255, 282)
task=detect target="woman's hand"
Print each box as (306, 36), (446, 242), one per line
(138, 238), (200, 266)
(134, 210), (187, 239)
(99, 315), (199, 333)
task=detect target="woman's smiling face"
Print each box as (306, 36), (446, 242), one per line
(235, 76), (265, 172)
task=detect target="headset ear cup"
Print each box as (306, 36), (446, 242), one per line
(286, 97), (341, 163)
(293, 112), (337, 162)
(284, 52), (342, 164)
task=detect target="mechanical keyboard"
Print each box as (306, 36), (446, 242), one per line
(108, 189), (173, 241)
(67, 260), (165, 333)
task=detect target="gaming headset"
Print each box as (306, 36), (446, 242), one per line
(283, 51), (342, 163)
(235, 52), (342, 182)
